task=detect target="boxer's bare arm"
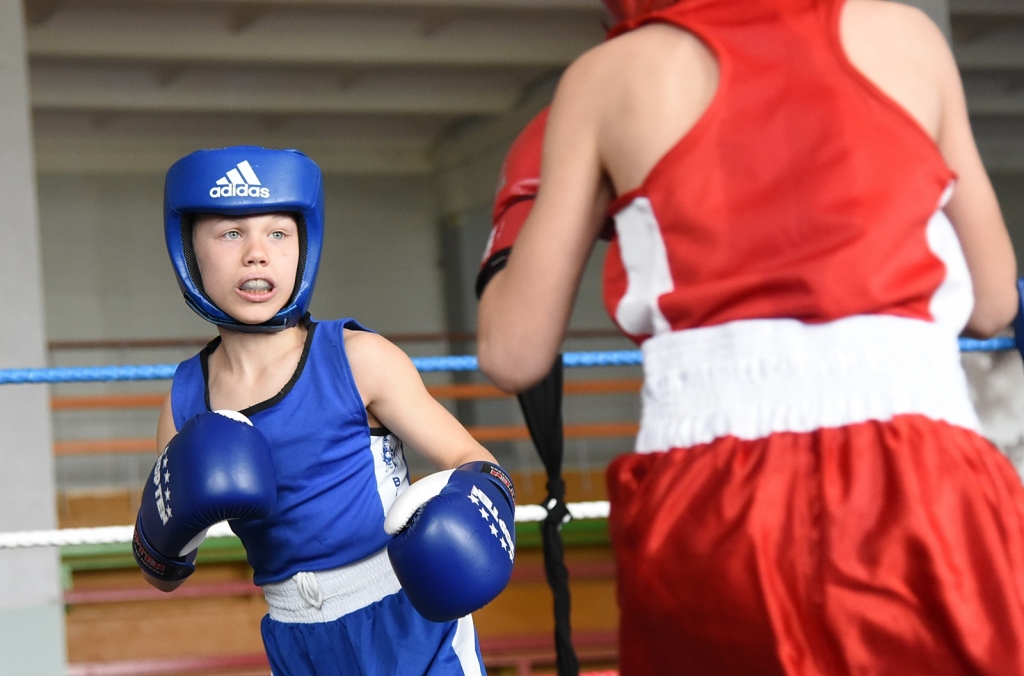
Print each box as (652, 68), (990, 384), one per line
(935, 34), (1015, 336)
(478, 48), (612, 392)
(941, 96), (1018, 335)
(844, 0), (1017, 336)
(346, 329), (496, 469)
(938, 49), (1018, 336)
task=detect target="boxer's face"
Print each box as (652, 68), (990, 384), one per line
(192, 213), (300, 326)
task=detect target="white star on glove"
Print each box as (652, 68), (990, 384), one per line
(490, 523), (499, 537)
(468, 494), (480, 505)
(164, 471), (171, 483)
(479, 508), (490, 520)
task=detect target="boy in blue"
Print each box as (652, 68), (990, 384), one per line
(130, 146), (517, 676)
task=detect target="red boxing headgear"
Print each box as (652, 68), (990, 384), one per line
(602, 0), (682, 23)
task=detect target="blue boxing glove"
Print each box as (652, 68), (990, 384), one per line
(384, 461), (516, 622)
(133, 410), (276, 583)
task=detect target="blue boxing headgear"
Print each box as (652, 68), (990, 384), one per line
(164, 146), (323, 332)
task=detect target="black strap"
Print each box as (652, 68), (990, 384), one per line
(517, 357), (579, 676)
(475, 247), (512, 300)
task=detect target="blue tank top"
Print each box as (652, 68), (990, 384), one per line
(170, 318), (410, 585)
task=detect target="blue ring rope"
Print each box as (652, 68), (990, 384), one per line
(0, 337), (1014, 384)
(959, 336), (1016, 352)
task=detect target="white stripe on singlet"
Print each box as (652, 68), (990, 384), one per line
(452, 615), (484, 676)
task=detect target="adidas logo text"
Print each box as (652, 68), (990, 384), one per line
(209, 160), (271, 199)
(211, 185), (270, 199)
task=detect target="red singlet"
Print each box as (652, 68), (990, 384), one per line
(599, 1), (1024, 674)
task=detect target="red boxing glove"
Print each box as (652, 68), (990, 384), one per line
(476, 105), (619, 297)
(476, 108), (549, 298)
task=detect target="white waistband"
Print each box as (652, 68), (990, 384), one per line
(637, 315), (980, 452)
(262, 548), (402, 624)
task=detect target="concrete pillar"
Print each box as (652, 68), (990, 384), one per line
(0, 2), (66, 673)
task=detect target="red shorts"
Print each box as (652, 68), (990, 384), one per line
(608, 415), (1024, 675)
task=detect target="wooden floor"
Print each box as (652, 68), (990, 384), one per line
(59, 469), (620, 674)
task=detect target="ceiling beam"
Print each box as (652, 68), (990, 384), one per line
(432, 73), (557, 171)
(978, 140), (1024, 173)
(24, 0), (1013, 15)
(30, 69), (523, 115)
(972, 117), (1024, 172)
(38, 0), (605, 9)
(964, 72), (1024, 116)
(968, 95), (1024, 117)
(27, 18), (604, 69)
(33, 135), (433, 175)
(31, 89), (515, 116)
(23, 0), (63, 26)
(955, 26), (1024, 70)
(226, 4), (271, 32)
(950, 0), (1024, 17)
(30, 69), (1023, 119)
(24, 0), (1007, 14)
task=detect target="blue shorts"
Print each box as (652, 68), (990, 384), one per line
(259, 552), (486, 676)
(262, 591), (485, 676)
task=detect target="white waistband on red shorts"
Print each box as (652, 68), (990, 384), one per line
(262, 547), (402, 624)
(637, 314), (980, 453)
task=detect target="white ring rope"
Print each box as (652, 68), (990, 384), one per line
(0, 500), (611, 550)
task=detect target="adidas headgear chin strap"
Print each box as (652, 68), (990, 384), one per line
(164, 146), (324, 333)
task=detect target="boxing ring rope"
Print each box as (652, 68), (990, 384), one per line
(0, 503), (612, 550)
(0, 349), (647, 384)
(0, 335), (1015, 551)
(0, 338), (1014, 384)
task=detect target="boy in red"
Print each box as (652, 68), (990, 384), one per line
(477, 0), (1024, 674)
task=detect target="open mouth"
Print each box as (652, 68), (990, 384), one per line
(237, 277), (276, 301)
